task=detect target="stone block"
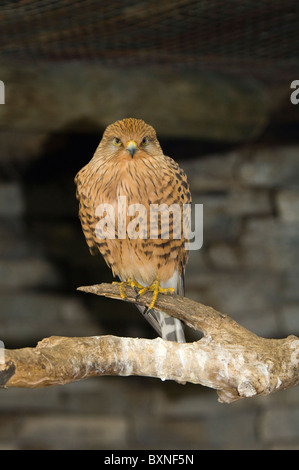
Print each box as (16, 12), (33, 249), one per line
(277, 190), (299, 222)
(260, 407), (299, 442)
(151, 386), (216, 418)
(204, 410), (258, 449)
(0, 376), (154, 416)
(0, 258), (61, 289)
(203, 215), (241, 243)
(0, 293), (103, 346)
(207, 243), (241, 268)
(25, 220), (97, 266)
(191, 189), (271, 247)
(236, 309), (279, 338)
(134, 409), (259, 449)
(282, 269), (299, 301)
(187, 249), (208, 271)
(281, 304), (299, 335)
(0, 183), (24, 217)
(193, 188), (271, 217)
(0, 131), (47, 164)
(185, 270), (281, 320)
(241, 219), (299, 271)
(226, 189), (272, 216)
(133, 416), (207, 449)
(25, 180), (77, 217)
(192, 193), (242, 243)
(255, 386), (299, 408)
(238, 146), (299, 188)
(181, 153), (238, 192)
(7, 414), (127, 450)
(0, 219), (31, 258)
(1, 63), (271, 143)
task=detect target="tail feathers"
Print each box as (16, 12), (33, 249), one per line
(118, 271), (186, 343)
(136, 305), (185, 343)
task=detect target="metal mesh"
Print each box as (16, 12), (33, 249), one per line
(0, 0), (298, 81)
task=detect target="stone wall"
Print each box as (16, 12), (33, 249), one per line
(0, 138), (298, 449)
(183, 146), (299, 340)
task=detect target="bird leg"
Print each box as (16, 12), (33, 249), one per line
(113, 277), (175, 309)
(136, 278), (175, 310)
(112, 278), (144, 300)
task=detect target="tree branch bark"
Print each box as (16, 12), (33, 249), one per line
(0, 283), (298, 403)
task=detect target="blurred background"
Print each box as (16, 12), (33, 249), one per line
(0, 0), (299, 450)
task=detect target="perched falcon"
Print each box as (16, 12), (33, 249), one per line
(75, 118), (191, 342)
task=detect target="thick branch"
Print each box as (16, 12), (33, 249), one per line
(0, 283), (298, 403)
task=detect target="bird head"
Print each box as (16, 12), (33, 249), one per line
(99, 118), (162, 161)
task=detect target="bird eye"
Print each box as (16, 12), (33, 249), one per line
(141, 136), (148, 146)
(113, 137), (122, 146)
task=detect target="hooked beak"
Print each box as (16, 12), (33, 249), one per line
(126, 140), (138, 158)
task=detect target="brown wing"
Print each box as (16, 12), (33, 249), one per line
(155, 155), (192, 281)
(75, 165), (100, 256)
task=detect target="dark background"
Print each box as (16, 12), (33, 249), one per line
(0, 0), (298, 449)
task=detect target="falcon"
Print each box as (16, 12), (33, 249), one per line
(75, 118), (191, 342)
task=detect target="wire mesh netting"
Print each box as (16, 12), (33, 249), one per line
(0, 0), (298, 81)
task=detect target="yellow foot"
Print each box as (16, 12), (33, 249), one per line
(137, 279), (175, 309)
(112, 278), (144, 299)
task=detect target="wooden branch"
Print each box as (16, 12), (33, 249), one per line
(1, 283), (298, 403)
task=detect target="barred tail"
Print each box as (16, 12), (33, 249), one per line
(136, 305), (185, 343)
